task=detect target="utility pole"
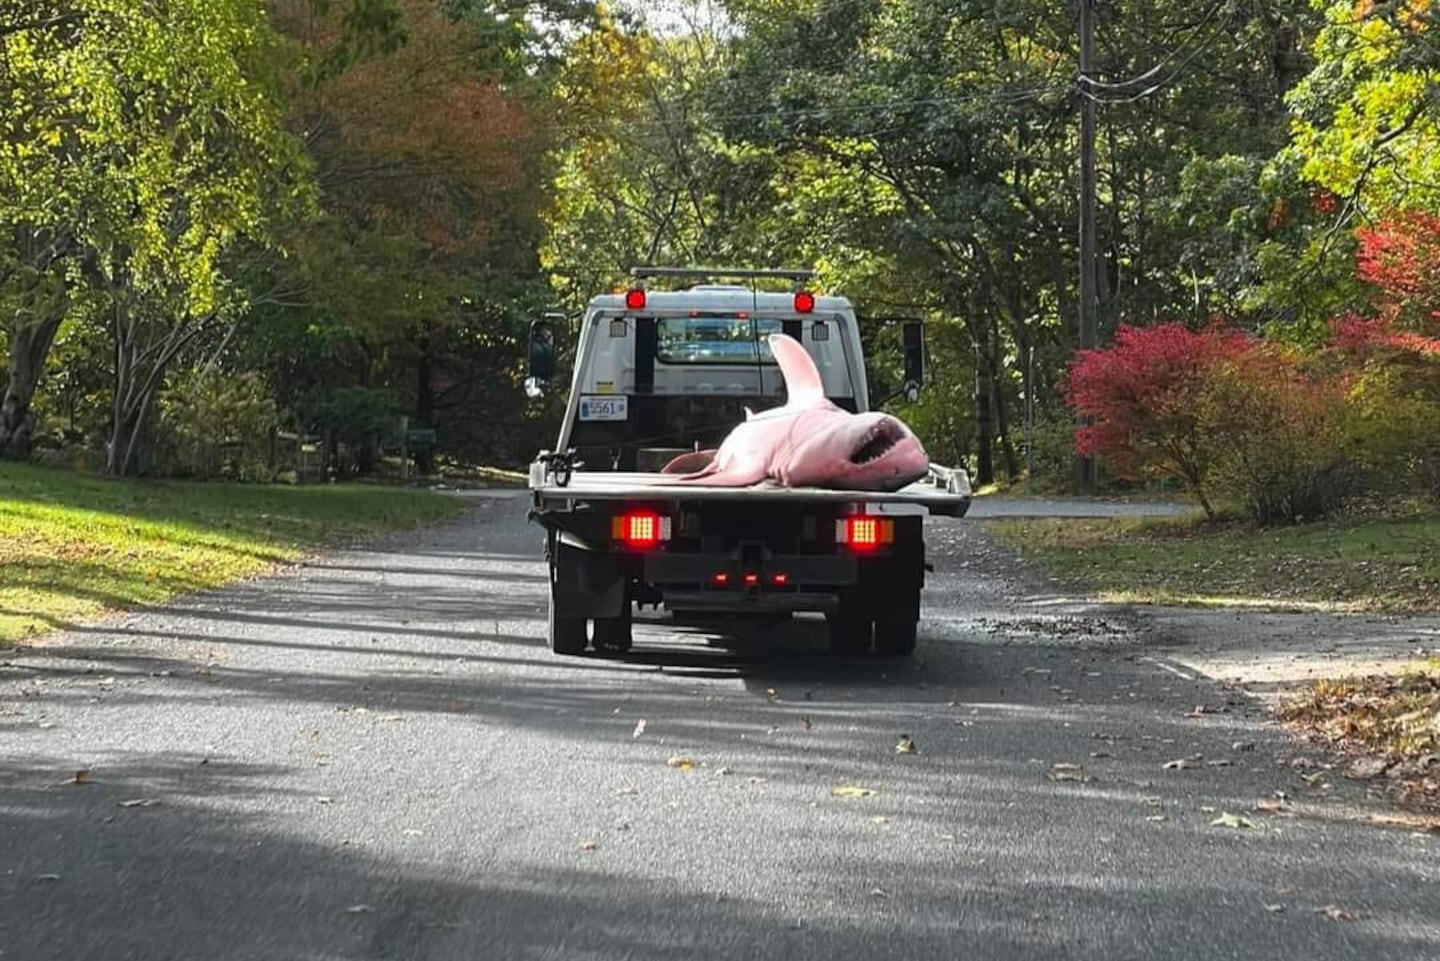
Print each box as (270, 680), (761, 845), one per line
(1075, 0), (1099, 495)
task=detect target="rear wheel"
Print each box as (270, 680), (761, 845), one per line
(873, 584), (920, 656)
(548, 599), (589, 655)
(827, 594), (872, 656)
(592, 602), (633, 654)
(873, 614), (918, 656)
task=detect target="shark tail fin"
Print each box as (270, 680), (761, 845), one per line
(767, 333), (827, 407)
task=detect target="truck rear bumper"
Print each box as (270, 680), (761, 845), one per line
(661, 591), (839, 615)
(642, 552), (857, 586)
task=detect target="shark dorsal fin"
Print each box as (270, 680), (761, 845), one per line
(767, 333), (826, 407)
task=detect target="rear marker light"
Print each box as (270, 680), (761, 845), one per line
(794, 290), (816, 314)
(743, 573), (759, 587)
(612, 511), (670, 549)
(625, 288), (647, 310)
(836, 516), (894, 552)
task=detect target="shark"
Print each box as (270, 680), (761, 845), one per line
(659, 333), (930, 491)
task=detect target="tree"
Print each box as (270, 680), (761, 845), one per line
(0, 0), (310, 472)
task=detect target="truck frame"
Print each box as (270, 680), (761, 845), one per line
(525, 267), (971, 657)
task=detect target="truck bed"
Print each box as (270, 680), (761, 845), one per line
(529, 467), (972, 516)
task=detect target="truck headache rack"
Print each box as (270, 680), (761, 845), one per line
(629, 265), (817, 285)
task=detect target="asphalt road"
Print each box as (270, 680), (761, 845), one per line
(2, 492), (1437, 961)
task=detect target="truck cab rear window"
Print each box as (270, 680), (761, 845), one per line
(656, 315), (782, 365)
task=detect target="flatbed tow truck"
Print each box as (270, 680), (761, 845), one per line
(525, 267), (971, 657)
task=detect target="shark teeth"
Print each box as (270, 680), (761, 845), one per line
(851, 424), (902, 465)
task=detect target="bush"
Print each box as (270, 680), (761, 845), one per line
(1064, 321), (1256, 517)
(1331, 315), (1440, 505)
(158, 368), (279, 481)
(1201, 348), (1360, 525)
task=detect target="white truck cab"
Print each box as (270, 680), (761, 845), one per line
(525, 267), (970, 658)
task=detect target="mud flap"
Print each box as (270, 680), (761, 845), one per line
(551, 540), (627, 619)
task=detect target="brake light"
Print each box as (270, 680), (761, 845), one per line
(743, 572), (759, 587)
(612, 511), (670, 549)
(625, 288), (647, 310)
(771, 572), (789, 587)
(794, 290), (815, 314)
(713, 572), (729, 586)
(836, 516), (893, 552)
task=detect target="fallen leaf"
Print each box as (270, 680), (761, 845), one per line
(896, 735), (918, 755)
(1317, 905), (1357, 922)
(832, 786), (875, 798)
(1344, 757), (1389, 781)
(766, 688), (779, 701)
(617, 786), (640, 796)
(1047, 763), (1090, 783)
(871, 816), (891, 825)
(1162, 757), (1199, 771)
(1300, 771), (1328, 786)
(36, 874), (61, 882)
(632, 719), (647, 739)
(1146, 815), (1168, 822)
(579, 840), (599, 852)
(316, 796), (334, 805)
(345, 904), (373, 914)
(1264, 903), (1285, 913)
(1205, 759), (1233, 768)
(666, 756), (696, 772)
(380, 715), (404, 723)
(801, 716), (812, 731)
(1255, 798), (1289, 813)
(1210, 812), (1260, 829)
(869, 888), (889, 899)
(1141, 795), (1163, 808)
(118, 798), (158, 808)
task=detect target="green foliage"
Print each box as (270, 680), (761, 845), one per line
(158, 368), (279, 481)
(304, 386), (396, 449)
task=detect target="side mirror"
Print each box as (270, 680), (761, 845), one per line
(527, 318), (557, 394)
(902, 320), (925, 400)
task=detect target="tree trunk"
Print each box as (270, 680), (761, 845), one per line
(0, 316), (63, 459)
(414, 335), (436, 476)
(992, 335), (1019, 482)
(973, 317), (995, 488)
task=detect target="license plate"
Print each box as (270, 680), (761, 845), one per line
(579, 395), (628, 421)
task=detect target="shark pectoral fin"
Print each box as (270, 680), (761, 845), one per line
(695, 463), (770, 487)
(660, 449), (718, 474)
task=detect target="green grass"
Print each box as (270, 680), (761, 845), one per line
(984, 509), (1440, 612)
(0, 463), (465, 644)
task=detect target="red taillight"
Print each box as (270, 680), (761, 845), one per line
(625, 288), (647, 310)
(836, 516), (893, 552)
(612, 511), (669, 549)
(794, 290), (815, 314)
(743, 572), (759, 587)
(771, 572), (789, 587)
(713, 572), (729, 586)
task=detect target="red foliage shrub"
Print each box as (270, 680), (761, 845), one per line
(1064, 322), (1256, 517)
(1355, 211), (1440, 331)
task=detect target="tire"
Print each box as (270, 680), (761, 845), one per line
(592, 602), (633, 654)
(827, 595), (872, 656)
(873, 584), (920, 656)
(548, 591), (589, 655)
(873, 614), (918, 656)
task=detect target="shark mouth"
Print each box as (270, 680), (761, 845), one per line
(849, 421), (906, 465)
